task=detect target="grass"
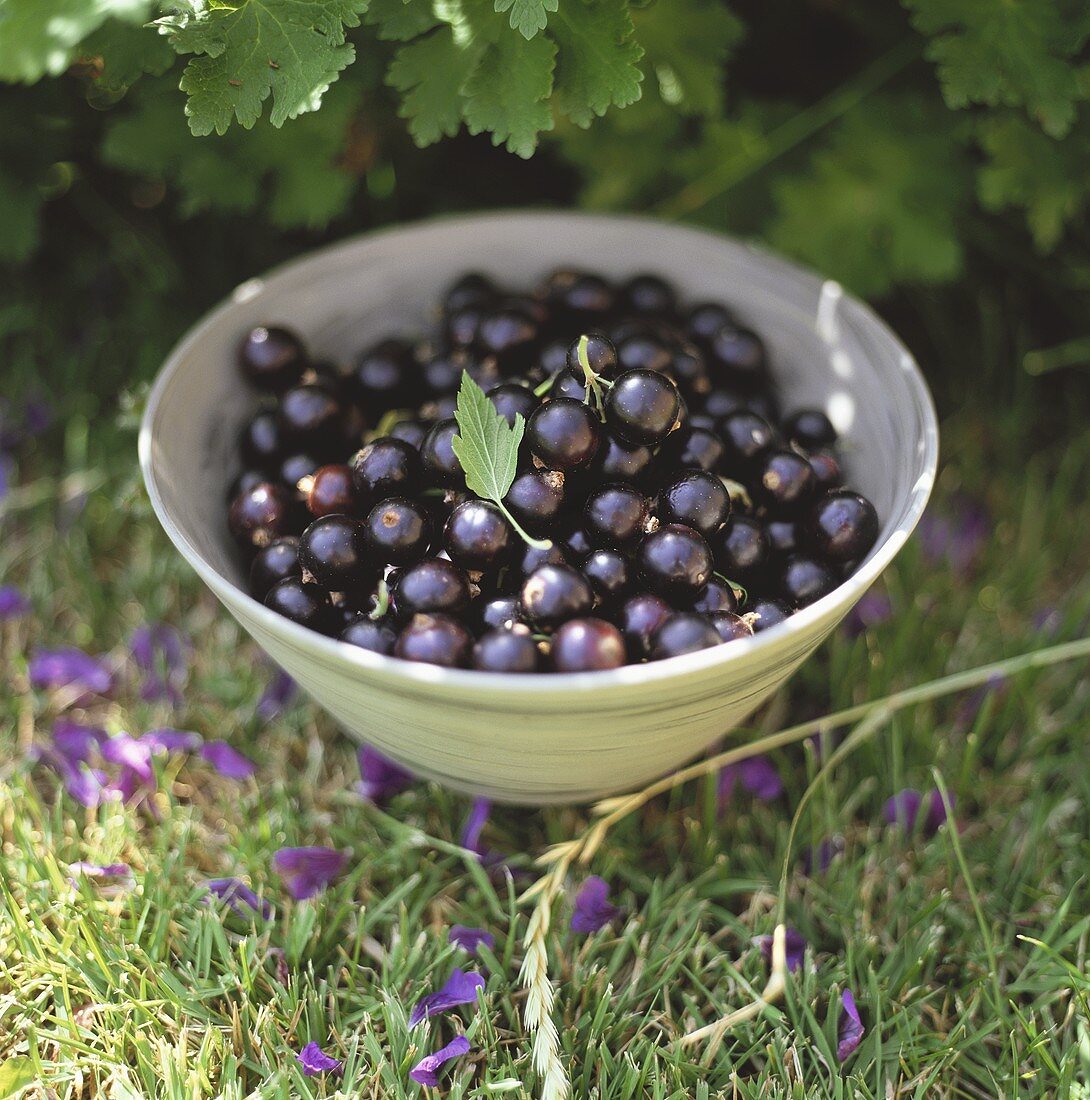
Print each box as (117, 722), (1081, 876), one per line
(2, 354), (1090, 1098)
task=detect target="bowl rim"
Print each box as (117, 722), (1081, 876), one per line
(139, 209), (939, 695)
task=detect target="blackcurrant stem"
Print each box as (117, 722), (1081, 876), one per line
(576, 334), (611, 423)
(533, 373), (558, 398)
(498, 500), (552, 551)
(368, 578), (390, 620)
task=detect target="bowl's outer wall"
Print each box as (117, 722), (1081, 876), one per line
(141, 212), (938, 803)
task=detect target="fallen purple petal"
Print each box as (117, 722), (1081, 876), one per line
(257, 668), (297, 719)
(200, 740), (256, 780)
(0, 585), (30, 620)
(837, 988), (864, 1060)
(718, 755), (784, 806)
(296, 1041), (342, 1077)
(142, 727), (202, 754)
(448, 925), (495, 955)
(206, 877), (273, 920)
(272, 846), (347, 900)
(100, 734), (154, 786)
(459, 798), (491, 858)
(755, 927), (807, 972)
(800, 836), (844, 875)
(29, 647), (112, 697)
(843, 589), (892, 637)
(571, 876), (621, 934)
(56, 761), (112, 808)
(409, 1035), (471, 1087)
(357, 745), (414, 802)
(131, 623), (188, 705)
(51, 718), (107, 765)
(884, 787), (955, 838)
(69, 861), (131, 880)
(408, 968), (486, 1028)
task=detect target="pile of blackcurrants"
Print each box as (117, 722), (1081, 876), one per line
(227, 269), (879, 673)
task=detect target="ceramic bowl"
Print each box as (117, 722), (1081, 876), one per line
(139, 212), (938, 804)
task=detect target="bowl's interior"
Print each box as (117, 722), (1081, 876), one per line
(144, 212), (935, 621)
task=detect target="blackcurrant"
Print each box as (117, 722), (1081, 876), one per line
(264, 577), (334, 632)
(444, 500), (513, 571)
(239, 325), (308, 392)
(658, 471), (730, 537)
(420, 418), (464, 487)
(527, 398), (601, 471)
(503, 469), (565, 534)
(658, 426), (724, 474)
(543, 269), (614, 319)
(351, 437), (423, 502)
(620, 273), (678, 317)
(588, 432), (655, 485)
(299, 514), (371, 590)
(364, 498), (432, 565)
(392, 558), (470, 618)
(306, 463), (359, 517)
(279, 452), (320, 491)
(686, 302), (736, 346)
(229, 482), (292, 548)
(473, 627), (541, 673)
(478, 307), (538, 369)
(473, 594), (521, 633)
(340, 617), (398, 655)
(250, 537), (301, 599)
(240, 409), (285, 469)
(709, 324), (767, 388)
(445, 306), (485, 350)
(605, 369), (680, 447)
(618, 592), (672, 660)
(584, 484), (649, 548)
(515, 541), (569, 581)
(560, 525), (594, 562)
(487, 383), (538, 427)
(636, 524), (712, 598)
(780, 555), (838, 608)
(689, 576), (739, 616)
(581, 549), (633, 606)
(565, 333), (618, 380)
(228, 468), (267, 502)
(389, 419), (429, 451)
(278, 384), (344, 452)
(351, 339), (417, 412)
(650, 613), (721, 660)
(784, 408), (837, 451)
(616, 334), (673, 376)
(444, 272), (496, 314)
(710, 611), (752, 642)
(766, 519), (800, 559)
(809, 451), (843, 491)
(807, 490), (879, 562)
(748, 597), (790, 632)
(519, 564), (594, 631)
(713, 515), (769, 584)
(753, 449), (816, 514)
(719, 410), (776, 472)
(551, 618), (626, 672)
(395, 613), (472, 667)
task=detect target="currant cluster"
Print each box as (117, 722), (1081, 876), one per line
(227, 269), (879, 673)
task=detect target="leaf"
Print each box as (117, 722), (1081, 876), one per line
(463, 27), (555, 157)
(0, 165), (42, 264)
(387, 29), (482, 145)
(631, 0), (743, 118)
(494, 0), (557, 41)
(767, 95), (969, 297)
(551, 0), (643, 127)
(0, 0), (154, 83)
(905, 0), (1090, 138)
(977, 113), (1090, 250)
(162, 0), (368, 135)
(365, 0), (441, 42)
(451, 372), (523, 505)
(79, 17), (175, 92)
(0, 1058), (36, 1097)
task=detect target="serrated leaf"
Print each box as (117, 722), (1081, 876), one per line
(365, 0), (441, 42)
(451, 372), (523, 505)
(767, 95), (968, 297)
(463, 28), (555, 157)
(163, 0), (367, 135)
(977, 114), (1090, 250)
(905, 0), (1090, 138)
(387, 29), (482, 145)
(632, 0), (743, 118)
(0, 0), (153, 83)
(551, 0), (643, 127)
(0, 1058), (36, 1097)
(494, 0), (556, 40)
(80, 18), (175, 91)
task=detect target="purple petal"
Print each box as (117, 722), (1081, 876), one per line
(58, 761), (112, 808)
(836, 988), (864, 1060)
(571, 876), (621, 934)
(843, 590), (892, 637)
(925, 788), (955, 836)
(257, 669), (297, 720)
(206, 877), (273, 920)
(755, 927), (807, 973)
(718, 755), (784, 806)
(448, 925), (495, 955)
(884, 787), (954, 838)
(100, 734), (154, 786)
(69, 861), (131, 880)
(357, 745), (414, 802)
(408, 968), (486, 1028)
(272, 846), (347, 901)
(409, 1035), (471, 1087)
(142, 727), (202, 754)
(459, 798), (491, 858)
(29, 647), (112, 697)
(0, 585), (30, 620)
(200, 741), (256, 780)
(51, 718), (107, 766)
(296, 1041), (342, 1077)
(800, 836), (844, 875)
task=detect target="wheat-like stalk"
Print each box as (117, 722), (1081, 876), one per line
(516, 636), (1090, 1092)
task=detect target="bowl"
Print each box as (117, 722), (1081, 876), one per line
(139, 211), (938, 805)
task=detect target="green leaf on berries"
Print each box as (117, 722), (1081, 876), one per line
(387, 28), (481, 145)
(452, 371), (550, 549)
(161, 0), (368, 135)
(365, 0), (441, 42)
(551, 0), (643, 127)
(494, 0), (557, 40)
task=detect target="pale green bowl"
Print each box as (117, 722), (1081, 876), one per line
(139, 212), (938, 804)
